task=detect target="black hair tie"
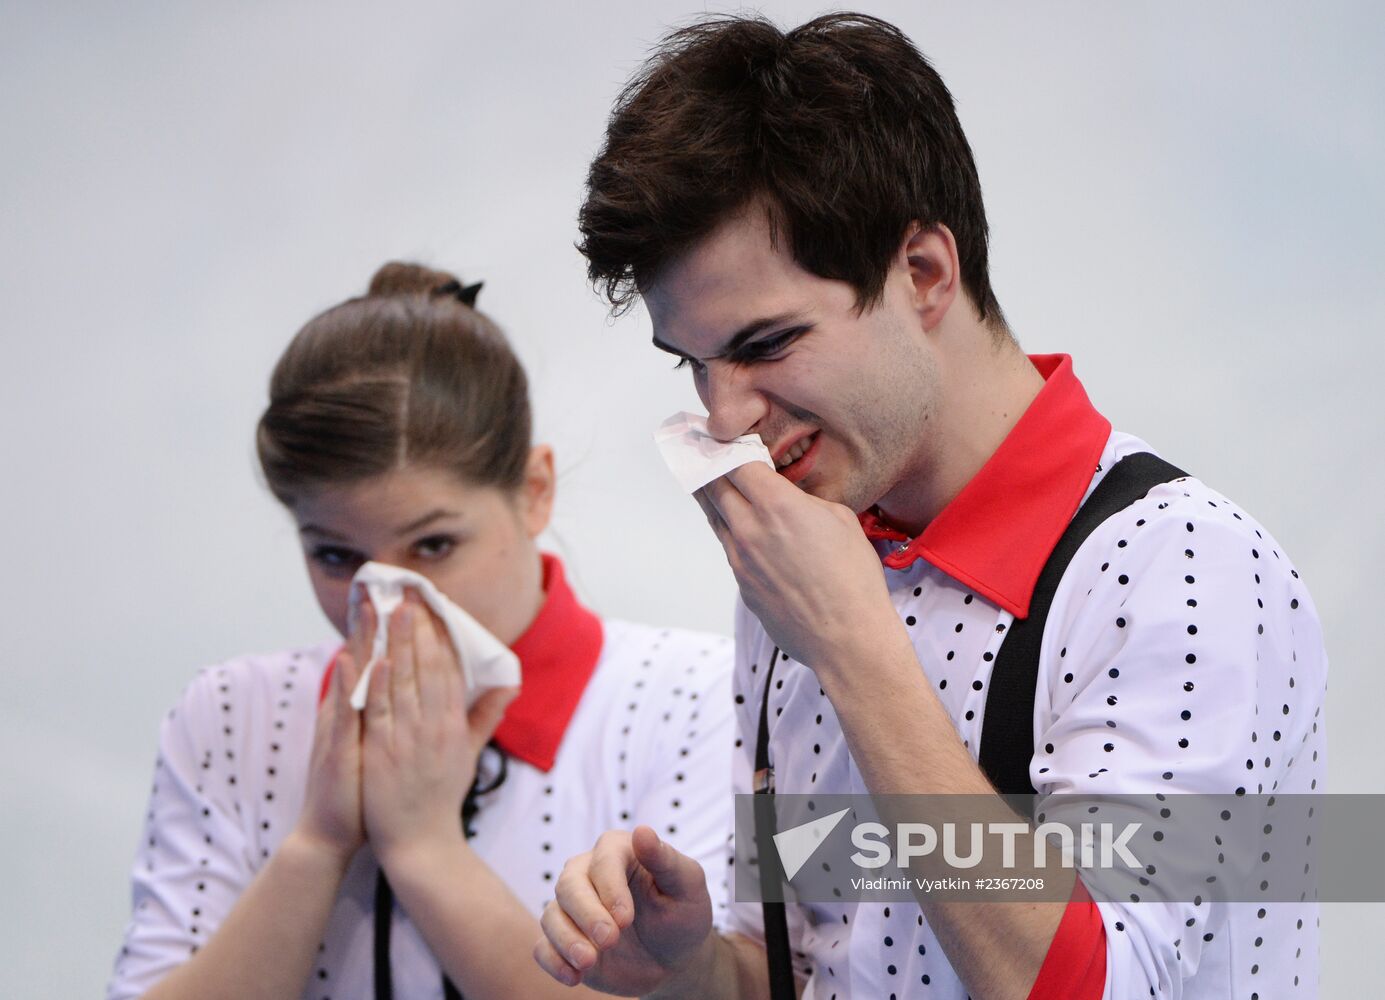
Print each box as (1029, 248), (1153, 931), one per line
(434, 279), (484, 307)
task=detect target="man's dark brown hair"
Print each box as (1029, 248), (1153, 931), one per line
(579, 12), (1004, 325)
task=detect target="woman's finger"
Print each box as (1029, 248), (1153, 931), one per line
(467, 685), (517, 744)
(363, 652), (393, 739)
(331, 649), (363, 740)
(348, 597), (376, 669)
(386, 602), (421, 725)
(411, 599), (454, 718)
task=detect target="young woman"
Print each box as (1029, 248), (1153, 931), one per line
(107, 263), (733, 1000)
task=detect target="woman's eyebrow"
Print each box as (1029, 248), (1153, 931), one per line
(298, 523), (347, 541)
(394, 508), (460, 537)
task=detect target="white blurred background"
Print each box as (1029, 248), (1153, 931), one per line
(2, 1), (1381, 995)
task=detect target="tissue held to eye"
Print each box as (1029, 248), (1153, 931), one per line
(347, 561), (520, 710)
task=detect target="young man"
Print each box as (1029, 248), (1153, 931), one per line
(536, 13), (1327, 999)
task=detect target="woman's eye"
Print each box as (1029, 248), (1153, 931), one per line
(413, 535), (456, 559)
(672, 357), (706, 374)
(311, 546), (364, 573)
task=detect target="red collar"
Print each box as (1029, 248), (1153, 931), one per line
(859, 354), (1110, 620)
(494, 554), (604, 771)
(318, 553), (604, 772)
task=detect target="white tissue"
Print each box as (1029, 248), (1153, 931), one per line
(654, 411), (775, 493)
(346, 561), (520, 711)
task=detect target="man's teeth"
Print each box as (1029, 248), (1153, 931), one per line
(776, 435), (814, 469)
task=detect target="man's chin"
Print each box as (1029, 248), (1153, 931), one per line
(793, 477), (851, 509)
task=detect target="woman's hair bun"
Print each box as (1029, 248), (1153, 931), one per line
(259, 259), (526, 505)
(367, 260), (464, 299)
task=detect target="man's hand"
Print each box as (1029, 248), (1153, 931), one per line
(534, 826), (714, 995)
(695, 462), (905, 674)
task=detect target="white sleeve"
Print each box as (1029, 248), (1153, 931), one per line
(1034, 489), (1327, 999)
(106, 670), (257, 1000)
(627, 632), (738, 927)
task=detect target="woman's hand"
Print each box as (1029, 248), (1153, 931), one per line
(288, 601), (373, 866)
(361, 592), (517, 871)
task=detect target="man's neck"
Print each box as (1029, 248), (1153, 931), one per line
(875, 327), (1044, 537)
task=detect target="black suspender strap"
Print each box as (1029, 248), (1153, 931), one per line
(751, 451), (1185, 993)
(978, 452), (1188, 795)
(753, 646), (798, 1000)
(372, 743), (508, 1000)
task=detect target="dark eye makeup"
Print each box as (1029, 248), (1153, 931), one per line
(412, 534), (457, 559)
(309, 545), (365, 575)
(309, 533), (459, 576)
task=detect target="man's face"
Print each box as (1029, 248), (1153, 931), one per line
(646, 206), (941, 516)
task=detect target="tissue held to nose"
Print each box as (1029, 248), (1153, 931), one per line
(347, 561), (521, 710)
(653, 410), (774, 493)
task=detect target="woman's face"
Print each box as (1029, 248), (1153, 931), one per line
(291, 449), (555, 646)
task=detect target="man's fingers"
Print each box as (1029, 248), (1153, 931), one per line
(692, 487), (724, 531)
(700, 473), (754, 531)
(631, 824), (702, 899)
(693, 487), (739, 559)
(533, 931), (583, 987)
(580, 833), (642, 929)
(539, 898), (602, 972)
(725, 460), (793, 507)
(559, 841), (635, 940)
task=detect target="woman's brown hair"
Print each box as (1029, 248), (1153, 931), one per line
(256, 262), (531, 506)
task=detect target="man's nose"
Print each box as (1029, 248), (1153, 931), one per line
(702, 360), (768, 442)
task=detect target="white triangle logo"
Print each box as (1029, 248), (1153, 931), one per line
(772, 808), (851, 881)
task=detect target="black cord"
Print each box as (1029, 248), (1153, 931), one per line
(754, 647), (797, 1000)
(373, 740), (509, 1000)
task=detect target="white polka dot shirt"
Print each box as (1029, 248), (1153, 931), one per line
(726, 362), (1327, 1000)
(107, 619), (734, 1000)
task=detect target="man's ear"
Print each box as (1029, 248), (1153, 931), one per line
(518, 444), (556, 538)
(901, 222), (961, 329)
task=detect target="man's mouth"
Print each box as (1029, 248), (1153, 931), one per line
(773, 431), (821, 484)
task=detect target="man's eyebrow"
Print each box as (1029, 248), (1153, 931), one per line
(652, 313), (807, 359)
